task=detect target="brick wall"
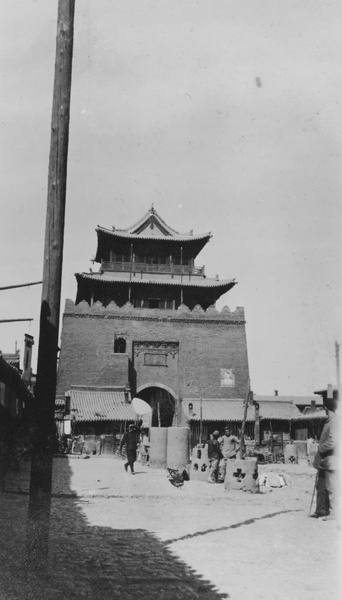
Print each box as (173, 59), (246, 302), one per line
(56, 300), (250, 401)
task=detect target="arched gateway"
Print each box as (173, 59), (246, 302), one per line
(136, 384), (177, 428)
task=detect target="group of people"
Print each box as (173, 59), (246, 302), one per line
(207, 426), (240, 483)
(119, 395), (339, 521)
(208, 396), (339, 518)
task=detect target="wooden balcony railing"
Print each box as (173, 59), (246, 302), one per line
(101, 261), (205, 276)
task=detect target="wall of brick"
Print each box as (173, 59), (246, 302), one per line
(56, 300), (250, 402)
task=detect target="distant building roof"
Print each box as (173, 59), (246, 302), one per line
(183, 399), (255, 422)
(66, 386), (137, 422)
(292, 396), (323, 406)
(2, 352), (20, 370)
(0, 353), (30, 399)
(291, 409), (328, 421)
(254, 394), (322, 405)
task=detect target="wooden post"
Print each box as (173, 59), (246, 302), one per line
(199, 398), (203, 445)
(26, 0), (75, 568)
(180, 246), (183, 304)
(254, 402), (260, 445)
(239, 380), (251, 459)
(128, 243), (133, 302)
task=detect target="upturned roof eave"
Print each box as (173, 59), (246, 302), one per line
(96, 225), (212, 243)
(75, 271), (236, 289)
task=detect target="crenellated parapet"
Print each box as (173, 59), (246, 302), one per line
(63, 299), (245, 323)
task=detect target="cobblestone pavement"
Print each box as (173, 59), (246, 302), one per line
(0, 456), (340, 600)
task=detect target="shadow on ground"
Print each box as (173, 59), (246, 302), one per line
(0, 458), (228, 600)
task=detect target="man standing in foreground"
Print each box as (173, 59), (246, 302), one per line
(218, 426), (240, 483)
(312, 390), (338, 520)
(207, 430), (222, 483)
(119, 423), (141, 475)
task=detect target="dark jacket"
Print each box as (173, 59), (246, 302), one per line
(208, 438), (222, 460)
(314, 412), (338, 471)
(120, 428), (139, 452)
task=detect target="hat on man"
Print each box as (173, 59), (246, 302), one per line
(213, 430), (219, 436)
(128, 423), (135, 430)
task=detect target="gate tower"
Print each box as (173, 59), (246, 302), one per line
(56, 206), (249, 430)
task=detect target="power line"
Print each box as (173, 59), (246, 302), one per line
(0, 319), (33, 324)
(0, 281), (42, 291)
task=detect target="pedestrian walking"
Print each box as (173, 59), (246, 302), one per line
(311, 392), (338, 520)
(218, 426), (240, 483)
(119, 423), (141, 474)
(207, 430), (222, 483)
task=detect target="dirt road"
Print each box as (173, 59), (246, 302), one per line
(1, 456), (341, 599)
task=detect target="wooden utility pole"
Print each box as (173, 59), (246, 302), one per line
(26, 0), (75, 567)
(335, 341), (340, 399)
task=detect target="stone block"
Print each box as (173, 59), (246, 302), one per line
(190, 445), (209, 480)
(224, 458), (259, 493)
(284, 442), (298, 464)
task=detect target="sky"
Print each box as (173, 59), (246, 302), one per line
(0, 0), (341, 396)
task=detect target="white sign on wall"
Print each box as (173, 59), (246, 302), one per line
(220, 368), (235, 387)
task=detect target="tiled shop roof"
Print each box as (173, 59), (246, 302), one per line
(183, 398), (302, 422)
(67, 387), (137, 422)
(183, 399), (255, 422)
(256, 401), (302, 420)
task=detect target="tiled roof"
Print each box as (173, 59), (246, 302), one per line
(67, 387), (137, 422)
(183, 399), (255, 422)
(97, 225), (211, 242)
(291, 409), (328, 421)
(292, 397), (323, 406)
(2, 353), (20, 369)
(76, 271), (235, 289)
(254, 394), (322, 406)
(0, 354), (29, 398)
(113, 206), (194, 237)
(256, 401), (302, 420)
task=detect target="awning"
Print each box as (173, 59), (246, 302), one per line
(183, 399), (255, 422)
(66, 387), (137, 422)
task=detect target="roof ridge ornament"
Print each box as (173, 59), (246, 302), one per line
(150, 203), (155, 214)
